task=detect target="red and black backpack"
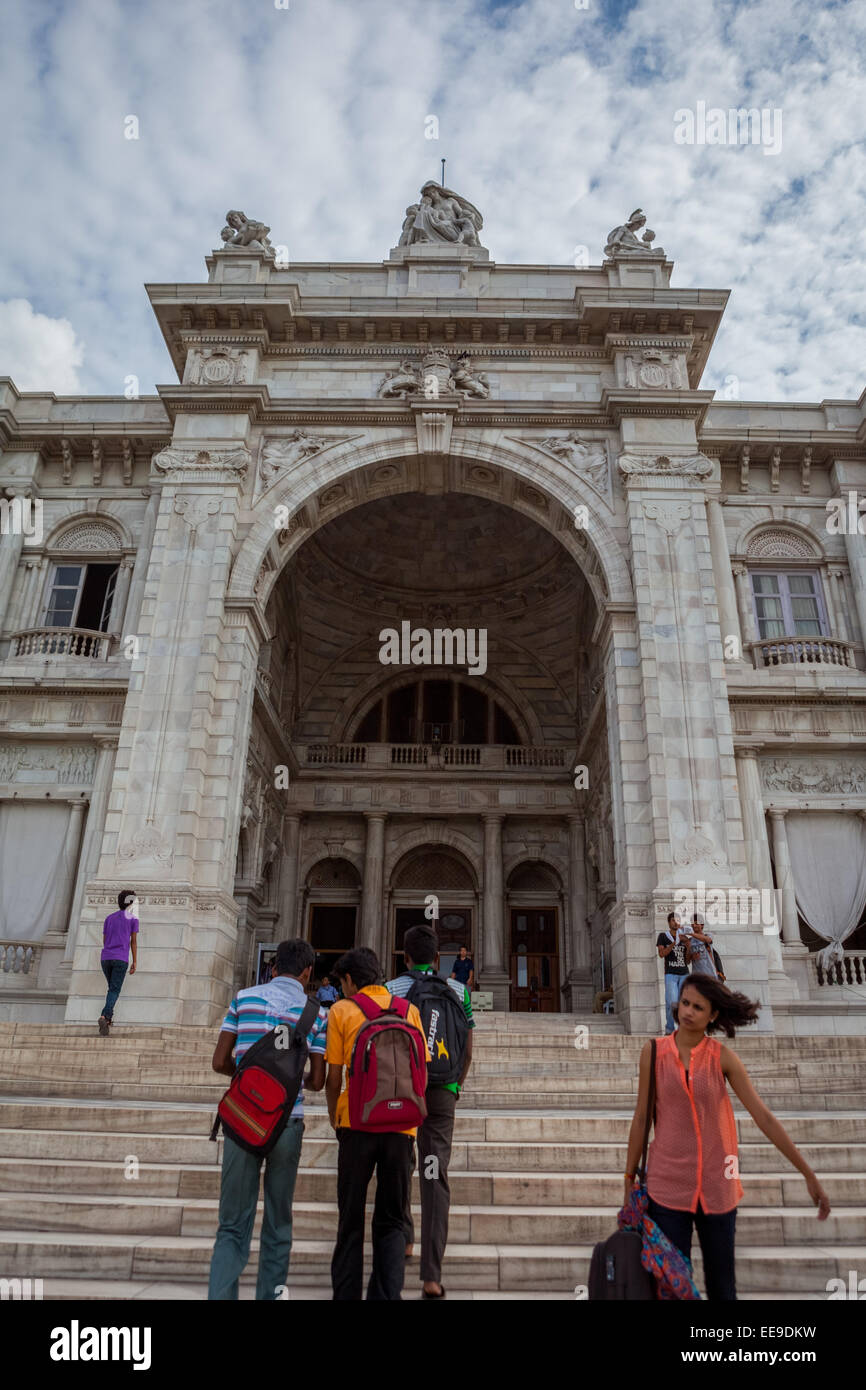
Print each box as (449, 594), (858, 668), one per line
(346, 992), (428, 1132)
(210, 997), (320, 1156)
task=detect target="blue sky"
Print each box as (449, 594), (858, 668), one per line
(0, 0), (864, 401)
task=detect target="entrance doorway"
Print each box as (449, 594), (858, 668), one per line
(510, 908), (559, 1011)
(309, 904), (357, 983)
(393, 907), (472, 981)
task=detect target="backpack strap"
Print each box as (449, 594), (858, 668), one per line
(352, 991), (383, 1021)
(389, 993), (409, 1019)
(638, 1038), (657, 1183)
(294, 995), (320, 1042)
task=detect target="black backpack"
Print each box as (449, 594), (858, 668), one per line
(404, 971), (469, 1087)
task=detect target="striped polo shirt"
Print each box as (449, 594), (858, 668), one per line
(219, 974), (328, 1119)
(384, 966), (474, 1094)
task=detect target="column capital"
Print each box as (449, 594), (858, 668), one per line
(481, 811), (506, 825)
(731, 561), (748, 577)
(734, 744), (763, 760)
(767, 807), (787, 821)
(93, 735), (120, 750)
(566, 810), (586, 826)
(364, 809), (388, 823)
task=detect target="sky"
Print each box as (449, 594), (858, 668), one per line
(0, 0), (864, 402)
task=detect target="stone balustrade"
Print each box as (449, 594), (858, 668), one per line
(750, 635), (854, 669)
(301, 742), (570, 771)
(11, 627), (115, 661)
(812, 951), (866, 988)
(0, 942), (38, 978)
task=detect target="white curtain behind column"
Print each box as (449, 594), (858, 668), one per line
(783, 812), (866, 967)
(0, 802), (72, 941)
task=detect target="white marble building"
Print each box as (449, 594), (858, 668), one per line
(1, 192), (865, 1034)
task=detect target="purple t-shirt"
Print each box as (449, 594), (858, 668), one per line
(101, 910), (139, 963)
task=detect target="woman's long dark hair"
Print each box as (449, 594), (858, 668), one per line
(676, 975), (761, 1038)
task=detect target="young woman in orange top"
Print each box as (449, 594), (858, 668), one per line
(623, 975), (831, 1300)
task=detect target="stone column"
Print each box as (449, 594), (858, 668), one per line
(276, 813), (302, 935)
(123, 490), (160, 636)
(9, 555), (45, 634)
(734, 748), (792, 991)
(54, 800), (88, 933)
(732, 563), (758, 647)
(360, 812), (387, 954)
(480, 813), (510, 1007)
(110, 559), (134, 636)
(64, 738), (119, 961)
(828, 569), (851, 641)
(564, 813), (593, 1010)
(705, 495), (743, 660)
(767, 809), (805, 949)
(842, 515), (866, 650)
(0, 486), (32, 634)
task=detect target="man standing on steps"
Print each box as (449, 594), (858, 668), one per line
(208, 938), (328, 1300)
(656, 911), (689, 1035)
(386, 924), (474, 1300)
(98, 889), (139, 1036)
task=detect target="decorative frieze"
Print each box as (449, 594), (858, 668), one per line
(618, 453), (713, 486)
(152, 446), (250, 481)
(761, 757), (866, 795)
(0, 743), (96, 784)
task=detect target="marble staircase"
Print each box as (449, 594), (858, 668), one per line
(0, 1018), (864, 1300)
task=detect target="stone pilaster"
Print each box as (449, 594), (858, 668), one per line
(705, 494), (743, 660)
(0, 484), (34, 635)
(65, 437), (261, 1026)
(734, 748), (794, 999)
(480, 812), (510, 1007)
(564, 813), (593, 1010)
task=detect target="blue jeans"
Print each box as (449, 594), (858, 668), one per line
(664, 972), (687, 1033)
(647, 1196), (737, 1300)
(100, 959), (128, 1020)
(208, 1119), (305, 1300)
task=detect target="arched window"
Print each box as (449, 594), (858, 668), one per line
(351, 677), (521, 745)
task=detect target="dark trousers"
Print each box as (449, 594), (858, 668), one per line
(331, 1129), (412, 1300)
(647, 1196), (737, 1300)
(100, 960), (128, 1020)
(403, 1086), (458, 1284)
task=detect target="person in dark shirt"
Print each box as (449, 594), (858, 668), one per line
(450, 945), (474, 991)
(656, 911), (689, 1034)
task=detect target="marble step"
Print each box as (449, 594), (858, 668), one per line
(0, 1230), (861, 1292)
(29, 1277), (824, 1302)
(1, 1157), (862, 1209)
(4, 1192), (865, 1246)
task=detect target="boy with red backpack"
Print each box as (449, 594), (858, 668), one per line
(207, 938), (328, 1300)
(325, 946), (431, 1300)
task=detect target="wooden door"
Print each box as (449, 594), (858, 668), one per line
(510, 908), (559, 1011)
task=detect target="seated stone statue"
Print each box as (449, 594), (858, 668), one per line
(604, 208), (664, 259)
(220, 210), (273, 252)
(398, 184), (485, 249)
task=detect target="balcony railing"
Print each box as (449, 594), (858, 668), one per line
(302, 743), (570, 771)
(750, 635), (854, 669)
(10, 627), (116, 660)
(812, 951), (866, 988)
(0, 942), (38, 976)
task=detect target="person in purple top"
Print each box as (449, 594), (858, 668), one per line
(98, 889), (139, 1036)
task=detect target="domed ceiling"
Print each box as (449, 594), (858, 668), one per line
(293, 493), (588, 616)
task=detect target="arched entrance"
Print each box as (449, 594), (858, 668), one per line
(304, 856), (361, 979)
(507, 861), (563, 1011)
(390, 846), (477, 980)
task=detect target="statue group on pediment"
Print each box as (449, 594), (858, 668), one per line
(218, 210), (273, 253)
(398, 183), (484, 248)
(378, 351), (489, 400)
(604, 208), (665, 259)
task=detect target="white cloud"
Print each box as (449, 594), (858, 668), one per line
(0, 300), (85, 394)
(0, 0), (863, 401)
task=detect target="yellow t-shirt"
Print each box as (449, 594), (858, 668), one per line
(325, 985), (430, 1136)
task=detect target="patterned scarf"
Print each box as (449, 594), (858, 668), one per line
(618, 1185), (701, 1300)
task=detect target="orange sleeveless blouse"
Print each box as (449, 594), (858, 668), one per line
(645, 1032), (743, 1215)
